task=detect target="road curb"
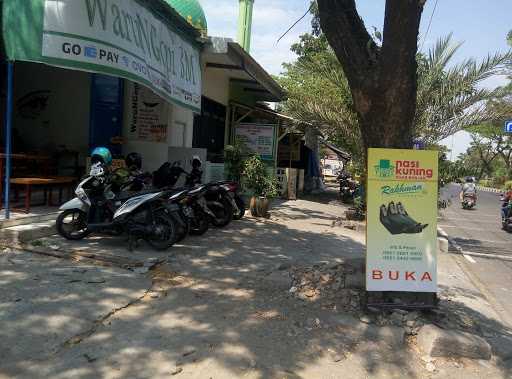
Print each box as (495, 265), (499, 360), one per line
(476, 186), (502, 194)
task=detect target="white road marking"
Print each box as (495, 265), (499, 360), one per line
(463, 254), (477, 263)
(438, 225), (488, 232)
(437, 227), (512, 263)
(458, 250), (512, 262)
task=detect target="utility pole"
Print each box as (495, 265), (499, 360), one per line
(237, 0), (254, 52)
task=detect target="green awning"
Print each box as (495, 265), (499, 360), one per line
(2, 0), (203, 111)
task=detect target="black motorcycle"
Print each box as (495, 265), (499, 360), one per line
(154, 161), (233, 228)
(166, 187), (210, 237)
(501, 196), (512, 232)
(214, 180), (245, 220)
(338, 173), (359, 204)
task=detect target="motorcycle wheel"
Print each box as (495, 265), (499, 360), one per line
(189, 208), (209, 236)
(56, 209), (91, 240)
(233, 195), (246, 220)
(210, 198), (233, 227)
(145, 209), (176, 251)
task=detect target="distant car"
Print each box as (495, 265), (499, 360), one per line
(455, 178), (462, 184)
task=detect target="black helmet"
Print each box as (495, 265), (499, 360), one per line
(191, 155), (202, 169)
(125, 152), (142, 170)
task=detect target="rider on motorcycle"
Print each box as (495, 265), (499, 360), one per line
(460, 176), (477, 202)
(501, 185), (512, 220)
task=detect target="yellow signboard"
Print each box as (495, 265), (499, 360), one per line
(366, 148), (438, 292)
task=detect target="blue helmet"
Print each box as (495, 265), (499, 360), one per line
(91, 147), (113, 166)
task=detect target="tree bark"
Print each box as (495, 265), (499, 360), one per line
(317, 0), (425, 152)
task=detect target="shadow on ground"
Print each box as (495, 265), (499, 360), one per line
(2, 194), (512, 378)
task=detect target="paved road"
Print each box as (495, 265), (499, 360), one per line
(440, 184), (512, 325)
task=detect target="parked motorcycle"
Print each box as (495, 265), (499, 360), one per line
(461, 193), (477, 210)
(337, 172), (359, 204)
(166, 187), (210, 236)
(217, 180), (245, 220)
(155, 161), (234, 228)
(56, 163), (176, 251)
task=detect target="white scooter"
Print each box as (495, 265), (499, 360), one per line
(56, 163), (176, 251)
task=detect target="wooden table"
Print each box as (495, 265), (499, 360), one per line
(10, 176), (75, 213)
(0, 154), (53, 207)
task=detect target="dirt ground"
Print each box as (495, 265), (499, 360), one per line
(1, 193), (512, 379)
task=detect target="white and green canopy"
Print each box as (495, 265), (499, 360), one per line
(2, 0), (203, 111)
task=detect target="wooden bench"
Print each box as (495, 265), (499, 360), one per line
(10, 177), (76, 213)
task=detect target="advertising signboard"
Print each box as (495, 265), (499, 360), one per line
(235, 124), (276, 160)
(3, 0), (202, 111)
(127, 83), (168, 143)
(366, 148), (438, 293)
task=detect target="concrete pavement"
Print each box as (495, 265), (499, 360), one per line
(2, 192), (512, 378)
(0, 249), (152, 378)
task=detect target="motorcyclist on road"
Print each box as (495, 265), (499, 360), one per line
(460, 177), (477, 201)
(501, 185), (512, 220)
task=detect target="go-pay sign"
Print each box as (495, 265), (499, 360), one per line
(505, 120), (512, 133)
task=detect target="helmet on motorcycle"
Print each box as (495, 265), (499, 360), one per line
(191, 155), (202, 169)
(465, 176), (475, 183)
(125, 152), (142, 170)
(91, 147), (113, 166)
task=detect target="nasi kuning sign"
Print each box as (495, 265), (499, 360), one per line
(2, 0), (201, 111)
(366, 148), (438, 293)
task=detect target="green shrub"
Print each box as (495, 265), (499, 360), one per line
(503, 181), (512, 191)
(242, 155), (279, 198)
(478, 179), (492, 187)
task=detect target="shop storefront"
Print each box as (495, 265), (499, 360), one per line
(1, 0), (203, 218)
(199, 37), (290, 184)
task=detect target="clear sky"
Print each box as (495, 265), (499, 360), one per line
(201, 0), (512, 159)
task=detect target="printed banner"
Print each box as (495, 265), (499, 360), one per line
(235, 124), (276, 160)
(366, 148), (438, 292)
(3, 0), (201, 111)
(128, 83), (168, 143)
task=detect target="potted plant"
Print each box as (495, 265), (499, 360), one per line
(242, 155), (280, 217)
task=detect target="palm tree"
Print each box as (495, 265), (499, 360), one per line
(415, 34), (512, 145)
(279, 34), (512, 158)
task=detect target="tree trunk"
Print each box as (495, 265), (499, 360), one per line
(317, 0), (425, 152)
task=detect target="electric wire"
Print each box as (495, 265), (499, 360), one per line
(276, 2), (314, 45)
(420, 0), (439, 52)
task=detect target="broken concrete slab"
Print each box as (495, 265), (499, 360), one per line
(325, 313), (405, 347)
(417, 325), (492, 360)
(0, 220), (56, 245)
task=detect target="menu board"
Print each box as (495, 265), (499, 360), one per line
(128, 83), (168, 143)
(235, 124), (276, 160)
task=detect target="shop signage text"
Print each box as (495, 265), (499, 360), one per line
(3, 0), (201, 111)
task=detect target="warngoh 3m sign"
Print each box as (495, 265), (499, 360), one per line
(2, 0), (202, 111)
